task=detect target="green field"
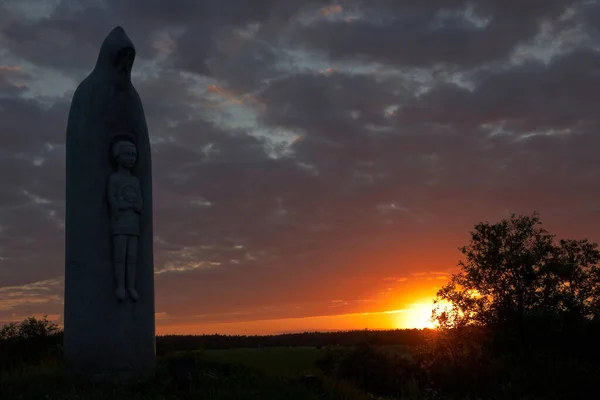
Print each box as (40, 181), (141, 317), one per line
(199, 347), (324, 377)
(1, 347), (377, 400)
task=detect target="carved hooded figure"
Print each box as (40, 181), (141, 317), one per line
(64, 26), (155, 374)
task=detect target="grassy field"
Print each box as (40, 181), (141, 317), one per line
(199, 347), (324, 377)
(0, 348), (379, 400)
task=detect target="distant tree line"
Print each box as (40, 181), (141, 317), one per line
(156, 328), (427, 355)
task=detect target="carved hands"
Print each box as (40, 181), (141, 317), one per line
(117, 184), (142, 214)
(119, 196), (142, 214)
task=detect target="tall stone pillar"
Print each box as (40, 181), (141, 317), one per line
(63, 26), (155, 375)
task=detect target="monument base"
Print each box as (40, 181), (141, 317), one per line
(63, 253), (155, 375)
(64, 366), (155, 385)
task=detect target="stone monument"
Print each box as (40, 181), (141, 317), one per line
(63, 26), (155, 376)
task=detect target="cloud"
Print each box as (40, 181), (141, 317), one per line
(2, 0), (600, 329)
(291, 0), (581, 68)
(395, 48), (600, 133)
(0, 278), (63, 325)
(0, 65), (29, 94)
(0, 94), (66, 289)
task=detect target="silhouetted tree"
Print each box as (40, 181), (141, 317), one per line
(416, 213), (600, 399)
(432, 212), (600, 354)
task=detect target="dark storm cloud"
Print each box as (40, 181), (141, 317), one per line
(0, 4), (115, 74)
(259, 71), (403, 136)
(0, 0), (589, 80)
(384, 47), (600, 201)
(293, 0), (580, 68)
(0, 0), (327, 80)
(253, 21), (600, 243)
(172, 25), (279, 91)
(0, 92), (67, 288)
(119, 0), (322, 90)
(257, 71), (410, 195)
(395, 48), (600, 133)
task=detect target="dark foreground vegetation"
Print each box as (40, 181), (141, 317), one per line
(2, 213), (600, 399)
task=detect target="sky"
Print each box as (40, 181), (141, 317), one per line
(2, 0), (600, 335)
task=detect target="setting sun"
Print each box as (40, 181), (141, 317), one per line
(394, 299), (454, 330)
(403, 302), (436, 329)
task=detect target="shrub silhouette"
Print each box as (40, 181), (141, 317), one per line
(315, 342), (425, 398)
(0, 315), (62, 371)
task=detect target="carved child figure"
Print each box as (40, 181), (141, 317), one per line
(108, 139), (142, 302)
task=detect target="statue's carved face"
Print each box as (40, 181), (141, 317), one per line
(115, 142), (137, 169)
(113, 47), (135, 89)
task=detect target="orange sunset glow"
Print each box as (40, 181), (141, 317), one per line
(3, 0), (600, 341)
(20, 294), (447, 336)
(154, 301), (441, 336)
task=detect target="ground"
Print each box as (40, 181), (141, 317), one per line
(201, 347), (323, 377)
(0, 347), (380, 400)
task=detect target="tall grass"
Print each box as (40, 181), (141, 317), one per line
(1, 350), (376, 400)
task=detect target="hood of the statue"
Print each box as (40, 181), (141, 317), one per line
(93, 26), (136, 88)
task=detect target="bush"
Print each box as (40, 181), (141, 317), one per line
(414, 327), (507, 399)
(315, 342), (428, 398)
(413, 325), (600, 400)
(0, 316), (62, 372)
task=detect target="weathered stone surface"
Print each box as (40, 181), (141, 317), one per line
(64, 26), (155, 374)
